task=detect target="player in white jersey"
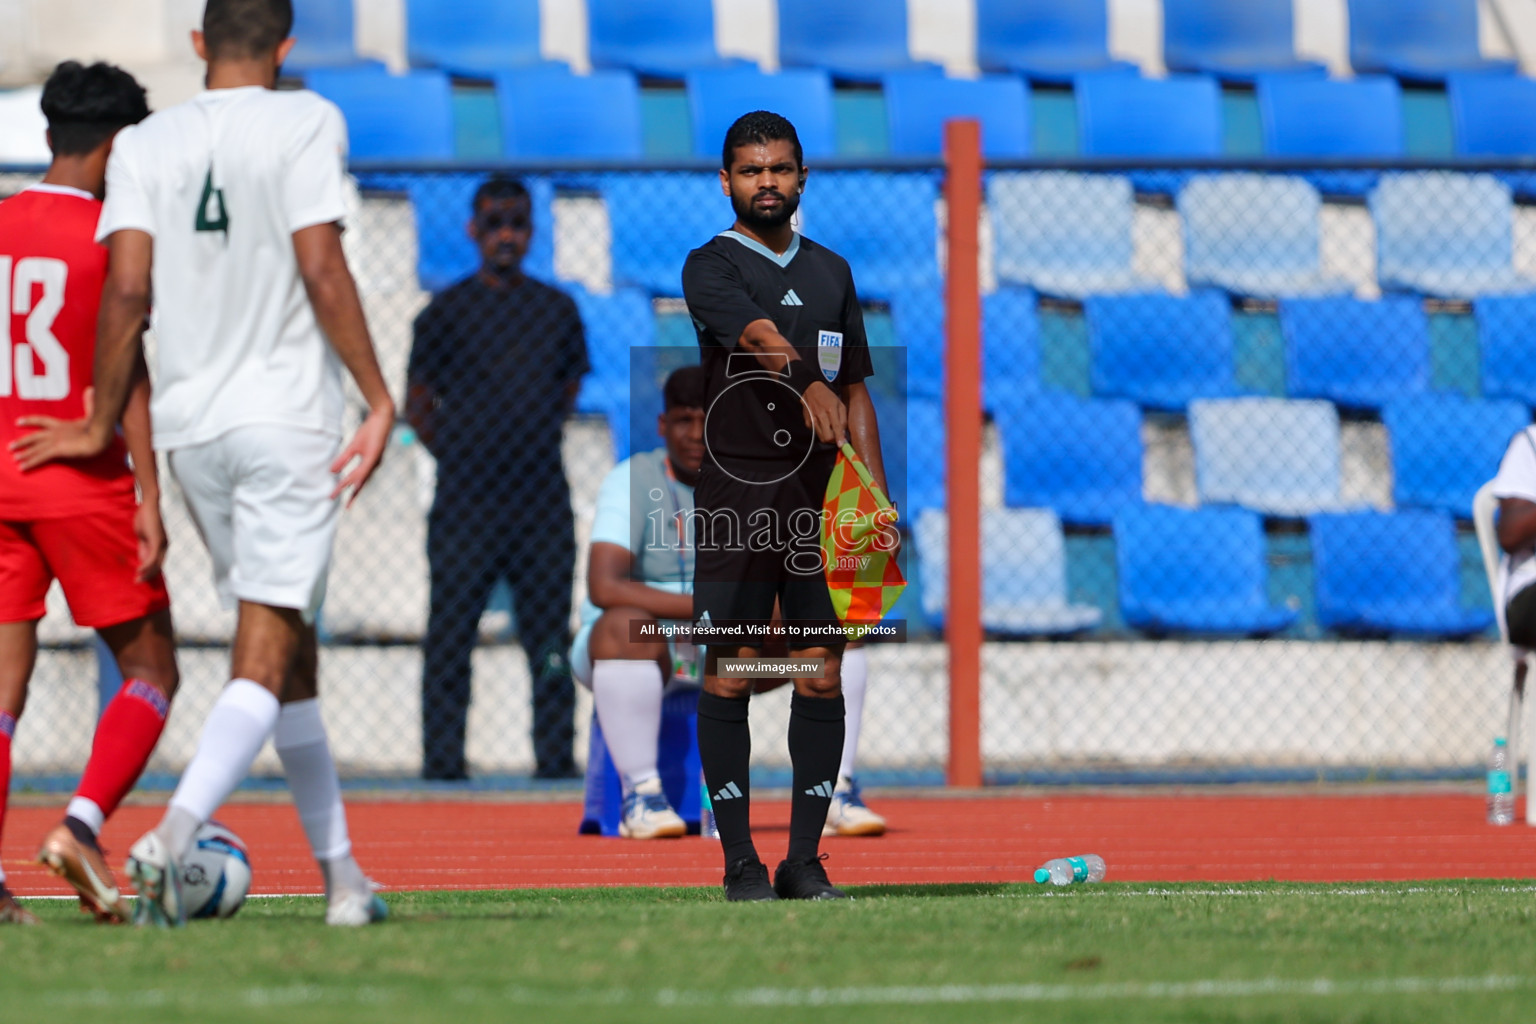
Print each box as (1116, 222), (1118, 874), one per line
(16, 0), (394, 927)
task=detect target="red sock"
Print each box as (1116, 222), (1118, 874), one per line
(0, 711), (14, 880)
(75, 680), (169, 820)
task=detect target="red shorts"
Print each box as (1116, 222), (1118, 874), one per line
(0, 499), (171, 629)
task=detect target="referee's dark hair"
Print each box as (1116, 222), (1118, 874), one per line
(721, 110), (803, 172)
(40, 61), (150, 156)
(663, 365), (707, 411)
(202, 0), (294, 60)
(472, 175), (531, 213)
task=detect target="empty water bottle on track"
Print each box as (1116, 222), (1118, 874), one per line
(1034, 854), (1107, 886)
(1488, 737), (1515, 826)
(700, 770), (719, 840)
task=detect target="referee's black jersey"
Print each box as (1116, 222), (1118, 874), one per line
(682, 230), (873, 468)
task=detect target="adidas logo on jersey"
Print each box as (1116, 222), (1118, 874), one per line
(781, 289), (804, 306)
(713, 781), (743, 802)
(803, 780), (835, 799)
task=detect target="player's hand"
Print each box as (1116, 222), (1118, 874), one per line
(9, 387), (113, 470)
(331, 401), (395, 507)
(801, 381), (848, 446)
(134, 499), (168, 582)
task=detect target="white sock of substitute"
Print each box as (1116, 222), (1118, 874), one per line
(163, 679), (279, 859)
(838, 647), (869, 782)
(592, 660), (665, 794)
(273, 699), (365, 898)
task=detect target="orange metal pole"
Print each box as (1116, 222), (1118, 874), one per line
(943, 119), (984, 788)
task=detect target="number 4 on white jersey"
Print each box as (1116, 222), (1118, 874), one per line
(0, 255), (70, 400)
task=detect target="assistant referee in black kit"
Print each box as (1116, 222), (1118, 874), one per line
(682, 111), (892, 902)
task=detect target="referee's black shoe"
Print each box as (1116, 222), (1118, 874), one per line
(773, 854), (850, 900)
(723, 857), (779, 901)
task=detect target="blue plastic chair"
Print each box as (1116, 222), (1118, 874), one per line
(495, 66), (642, 159)
(975, 0), (1137, 83)
(994, 391), (1143, 526)
(1478, 295), (1536, 405)
(587, 0), (730, 78)
(1347, 0), (1516, 82)
(915, 508), (1102, 634)
(1189, 397), (1347, 516)
(905, 397), (946, 516)
(1114, 504), (1297, 634)
(405, 0), (542, 75)
(1280, 295), (1431, 410)
(1257, 74), (1403, 157)
(797, 171), (941, 301)
(287, 0), (369, 72)
(1179, 175), (1351, 298)
(883, 73), (1030, 158)
(1310, 510), (1494, 635)
(1086, 291), (1239, 411)
(777, 0), (934, 82)
(1162, 0), (1325, 81)
(686, 68), (837, 161)
(1383, 394), (1530, 517)
(889, 286), (1040, 404)
(989, 172), (1160, 298)
(1371, 173), (1536, 298)
(306, 68), (455, 161)
(405, 173), (556, 293)
(604, 173), (733, 295)
(1074, 72), (1222, 157)
(572, 286), (656, 416)
(1449, 73), (1536, 156)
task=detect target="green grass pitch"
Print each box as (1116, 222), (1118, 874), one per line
(2, 881), (1534, 1023)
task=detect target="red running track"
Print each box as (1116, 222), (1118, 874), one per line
(4, 793), (1536, 895)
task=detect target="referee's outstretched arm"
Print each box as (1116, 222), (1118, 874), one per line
(736, 318), (847, 445)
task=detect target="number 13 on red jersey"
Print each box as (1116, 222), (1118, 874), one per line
(0, 255), (70, 401)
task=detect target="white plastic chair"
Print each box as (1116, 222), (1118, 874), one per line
(1472, 479), (1534, 824)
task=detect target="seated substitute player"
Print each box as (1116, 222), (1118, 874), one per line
(0, 61), (180, 925)
(574, 366), (886, 840)
(1491, 424), (1536, 649)
(682, 111), (895, 901)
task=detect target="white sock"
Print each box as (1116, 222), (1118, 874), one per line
(65, 796), (105, 836)
(163, 678), (279, 859)
(592, 660), (665, 795)
(838, 647), (868, 782)
(274, 698), (359, 895)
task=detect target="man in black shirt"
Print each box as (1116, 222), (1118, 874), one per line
(406, 175), (589, 781)
(682, 111), (891, 901)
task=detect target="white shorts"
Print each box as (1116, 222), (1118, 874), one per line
(570, 620), (700, 694)
(168, 425), (342, 622)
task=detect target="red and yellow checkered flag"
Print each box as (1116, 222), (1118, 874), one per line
(822, 442), (905, 639)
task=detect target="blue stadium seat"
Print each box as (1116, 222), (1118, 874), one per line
(777, 0), (935, 82)
(1257, 73), (1403, 156)
(686, 68), (836, 161)
(883, 73), (1030, 158)
(405, 174), (556, 293)
(1371, 173), (1536, 298)
(405, 0), (541, 75)
(287, 0), (369, 72)
(1074, 72), (1222, 156)
(495, 66), (642, 158)
(1162, 0), (1326, 81)
(1448, 73), (1536, 156)
(1347, 0), (1516, 82)
(306, 68), (455, 161)
(571, 286), (656, 416)
(797, 172), (941, 301)
(587, 0), (731, 78)
(915, 508), (1102, 635)
(603, 173), (732, 295)
(989, 172), (1160, 298)
(1383, 394), (1530, 517)
(1476, 295), (1536, 405)
(905, 397), (945, 516)
(994, 391), (1142, 526)
(1086, 291), (1239, 410)
(1280, 296), (1432, 410)
(975, 0), (1137, 83)
(888, 286), (1040, 404)
(1189, 397), (1347, 515)
(1179, 175), (1352, 298)
(1114, 504), (1297, 634)
(1309, 510), (1494, 636)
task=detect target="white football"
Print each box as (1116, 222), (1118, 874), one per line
(180, 821), (252, 920)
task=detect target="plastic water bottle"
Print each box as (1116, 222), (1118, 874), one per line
(1488, 737), (1515, 825)
(700, 771), (719, 840)
(1034, 854), (1107, 886)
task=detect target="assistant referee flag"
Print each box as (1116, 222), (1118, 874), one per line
(822, 443), (905, 638)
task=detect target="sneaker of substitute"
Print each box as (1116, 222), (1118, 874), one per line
(124, 830), (185, 928)
(773, 854), (850, 900)
(619, 778), (688, 839)
(0, 887), (39, 925)
(326, 888), (389, 927)
(723, 857), (779, 901)
(37, 822), (131, 922)
(822, 776), (888, 837)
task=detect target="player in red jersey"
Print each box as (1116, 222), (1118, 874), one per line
(0, 61), (178, 924)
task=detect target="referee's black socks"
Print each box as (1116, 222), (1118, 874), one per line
(787, 691), (846, 863)
(697, 691), (757, 866)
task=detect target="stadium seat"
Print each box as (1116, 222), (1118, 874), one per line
(899, 397), (946, 516)
(1114, 504), (1298, 634)
(974, 0), (1137, 83)
(989, 172), (1161, 298)
(1370, 173), (1536, 299)
(1256, 73), (1403, 157)
(796, 171), (941, 300)
(1086, 291), (1239, 410)
(883, 73), (1030, 158)
(571, 286), (656, 416)
(305, 68), (455, 161)
(1179, 175), (1352, 299)
(406, 173), (556, 293)
(1162, 0), (1326, 81)
(1279, 296), (1432, 410)
(1189, 397), (1348, 515)
(1346, 0), (1516, 82)
(686, 68), (837, 161)
(914, 508), (1102, 635)
(1383, 394), (1530, 518)
(495, 66), (643, 159)
(1477, 295), (1536, 405)
(888, 286), (1041, 404)
(994, 391), (1143, 526)
(405, 0), (542, 75)
(603, 173), (732, 296)
(587, 0), (732, 78)
(777, 0), (936, 82)
(286, 0), (370, 72)
(1074, 72), (1222, 157)
(1309, 510), (1494, 636)
(1448, 73), (1536, 156)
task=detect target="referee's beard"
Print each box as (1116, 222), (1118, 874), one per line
(732, 187), (800, 231)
